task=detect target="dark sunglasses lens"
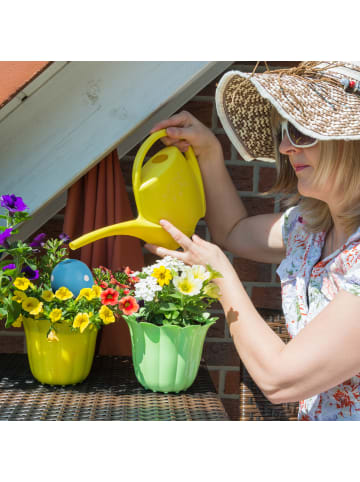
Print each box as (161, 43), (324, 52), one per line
(287, 122), (316, 146)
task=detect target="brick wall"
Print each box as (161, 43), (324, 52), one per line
(0, 61), (297, 420)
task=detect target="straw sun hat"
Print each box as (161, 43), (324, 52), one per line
(215, 61), (360, 163)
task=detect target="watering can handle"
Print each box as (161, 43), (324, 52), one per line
(132, 129), (206, 216)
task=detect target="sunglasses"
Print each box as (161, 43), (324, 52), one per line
(280, 120), (318, 148)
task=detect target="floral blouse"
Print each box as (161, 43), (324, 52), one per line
(276, 205), (360, 421)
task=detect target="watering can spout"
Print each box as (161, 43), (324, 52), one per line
(69, 217), (180, 251)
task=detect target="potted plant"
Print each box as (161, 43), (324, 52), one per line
(0, 194), (137, 385)
(120, 256), (222, 393)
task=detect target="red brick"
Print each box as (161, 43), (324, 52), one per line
(194, 224), (207, 239)
(242, 196), (275, 216)
(208, 369), (220, 392)
(226, 165), (253, 191)
(221, 398), (239, 421)
(217, 133), (232, 160)
(204, 341), (240, 366)
(206, 314), (225, 338)
(224, 370), (240, 395)
(233, 257), (272, 283)
(29, 218), (65, 243)
(258, 166), (277, 193)
(251, 286), (282, 310)
(0, 335), (25, 353)
(178, 100), (213, 129)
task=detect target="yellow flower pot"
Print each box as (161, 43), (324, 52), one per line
(23, 318), (98, 385)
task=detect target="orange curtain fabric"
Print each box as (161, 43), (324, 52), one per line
(63, 150), (144, 355)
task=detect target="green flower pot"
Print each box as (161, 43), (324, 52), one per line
(125, 317), (214, 393)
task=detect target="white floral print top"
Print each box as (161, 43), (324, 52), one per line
(277, 205), (360, 421)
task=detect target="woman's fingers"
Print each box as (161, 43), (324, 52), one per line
(159, 220), (193, 250)
(144, 243), (186, 262)
(150, 111), (192, 133)
(144, 220), (194, 262)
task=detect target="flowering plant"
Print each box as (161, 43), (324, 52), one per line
(0, 194), (137, 340)
(122, 256), (222, 327)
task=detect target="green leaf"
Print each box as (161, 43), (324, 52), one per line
(5, 301), (21, 328)
(206, 264), (223, 281)
(168, 292), (182, 300)
(0, 307), (8, 317)
(27, 263), (38, 272)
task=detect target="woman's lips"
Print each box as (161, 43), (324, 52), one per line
(294, 164), (310, 172)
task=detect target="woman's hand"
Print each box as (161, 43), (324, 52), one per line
(150, 111), (222, 163)
(144, 220), (233, 276)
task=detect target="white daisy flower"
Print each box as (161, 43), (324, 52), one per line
(184, 264), (210, 282)
(173, 272), (203, 296)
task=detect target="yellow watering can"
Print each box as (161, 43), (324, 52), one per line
(69, 129), (206, 251)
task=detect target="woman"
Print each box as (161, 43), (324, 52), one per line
(146, 61), (360, 421)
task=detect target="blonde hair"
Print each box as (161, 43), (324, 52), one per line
(268, 108), (360, 235)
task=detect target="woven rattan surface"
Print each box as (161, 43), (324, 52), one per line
(239, 313), (299, 421)
(0, 354), (229, 421)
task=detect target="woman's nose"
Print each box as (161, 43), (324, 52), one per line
(279, 133), (300, 155)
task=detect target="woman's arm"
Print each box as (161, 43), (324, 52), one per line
(145, 220), (360, 404)
(217, 262), (360, 404)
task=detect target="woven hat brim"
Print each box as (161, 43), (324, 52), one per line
(216, 64), (360, 163)
(216, 71), (276, 162)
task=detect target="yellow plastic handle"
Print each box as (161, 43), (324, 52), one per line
(132, 128), (206, 217)
(132, 129), (168, 192)
(184, 145), (206, 217)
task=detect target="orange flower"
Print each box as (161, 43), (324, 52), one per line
(119, 296), (139, 315)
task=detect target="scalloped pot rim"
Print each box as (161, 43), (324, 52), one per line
(124, 317), (215, 331)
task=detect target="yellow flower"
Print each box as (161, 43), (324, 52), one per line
(12, 290), (27, 303)
(49, 308), (62, 322)
(42, 290), (55, 302)
(47, 329), (59, 342)
(203, 282), (221, 300)
(152, 265), (172, 287)
(12, 313), (24, 328)
(22, 297), (43, 315)
(99, 305), (115, 325)
(76, 287), (95, 301)
(73, 312), (91, 333)
(13, 277), (31, 291)
(91, 285), (101, 298)
(55, 287), (73, 301)
(173, 273), (203, 296)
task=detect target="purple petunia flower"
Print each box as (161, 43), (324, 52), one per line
(30, 232), (47, 248)
(0, 194), (28, 214)
(2, 263), (16, 271)
(0, 228), (13, 245)
(59, 232), (71, 244)
(21, 265), (39, 281)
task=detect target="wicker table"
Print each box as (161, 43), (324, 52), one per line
(0, 354), (229, 421)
